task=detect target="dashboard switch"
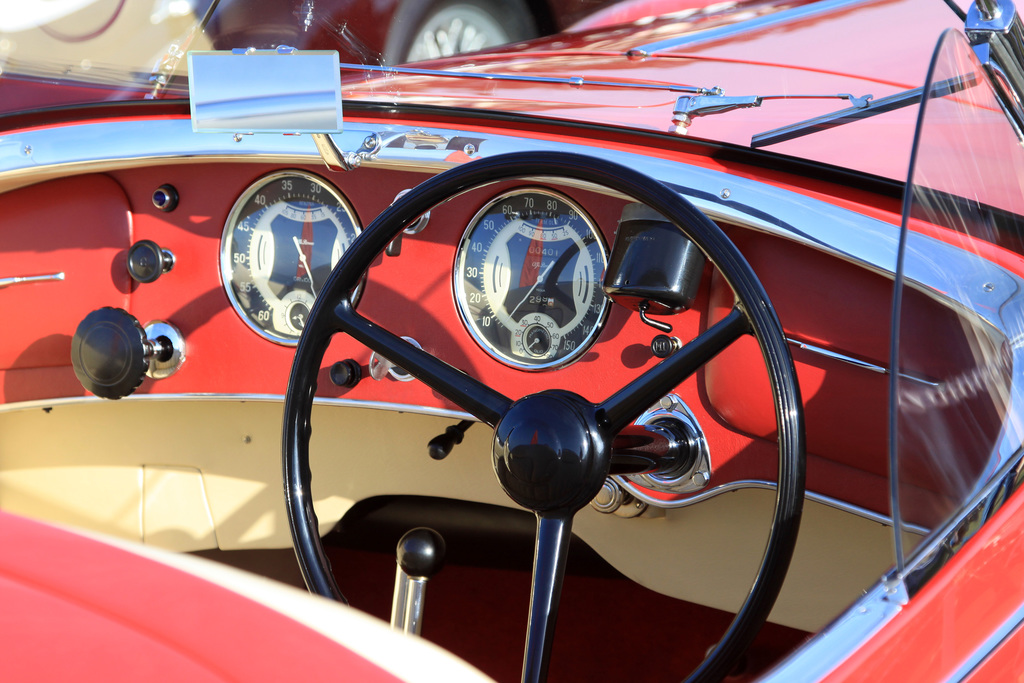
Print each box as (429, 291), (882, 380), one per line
(127, 240), (175, 283)
(71, 308), (185, 399)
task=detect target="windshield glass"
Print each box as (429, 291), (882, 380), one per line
(892, 28), (1024, 571)
(0, 0), (964, 181)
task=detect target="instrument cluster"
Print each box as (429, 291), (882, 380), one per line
(220, 175), (615, 370)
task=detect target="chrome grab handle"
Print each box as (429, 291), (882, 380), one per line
(0, 272), (65, 289)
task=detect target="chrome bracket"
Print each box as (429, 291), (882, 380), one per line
(313, 131), (383, 171)
(615, 394), (711, 498)
(966, 0), (1024, 138)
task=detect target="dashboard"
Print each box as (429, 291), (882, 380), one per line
(0, 154), (901, 514)
(0, 116), (924, 632)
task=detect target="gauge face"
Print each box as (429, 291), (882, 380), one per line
(455, 189), (610, 370)
(221, 171), (360, 345)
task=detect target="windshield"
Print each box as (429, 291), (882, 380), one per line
(0, 0), (967, 181)
(892, 28), (1024, 572)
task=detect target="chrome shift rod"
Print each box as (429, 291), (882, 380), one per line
(390, 528), (446, 635)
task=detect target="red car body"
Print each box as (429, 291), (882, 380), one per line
(1, 0), (1022, 680)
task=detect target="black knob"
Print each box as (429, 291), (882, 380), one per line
(127, 240), (175, 284)
(396, 528), (446, 579)
(427, 420), (473, 460)
(71, 307), (153, 400)
(329, 360), (362, 388)
(651, 334), (680, 358)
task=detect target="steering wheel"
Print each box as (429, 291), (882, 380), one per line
(283, 151), (805, 683)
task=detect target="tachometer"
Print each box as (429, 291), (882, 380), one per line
(455, 189), (609, 370)
(221, 171), (360, 345)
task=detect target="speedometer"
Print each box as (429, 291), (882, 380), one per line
(221, 171), (360, 345)
(455, 189), (609, 370)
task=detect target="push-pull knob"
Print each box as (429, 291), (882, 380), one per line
(127, 240), (175, 283)
(71, 307), (185, 399)
(391, 527), (445, 635)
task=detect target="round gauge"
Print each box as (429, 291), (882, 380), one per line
(455, 189), (610, 370)
(221, 171), (360, 345)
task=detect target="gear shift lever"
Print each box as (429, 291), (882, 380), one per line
(391, 528), (446, 635)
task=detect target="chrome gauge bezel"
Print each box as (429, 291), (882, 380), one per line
(220, 170), (361, 346)
(454, 188), (611, 371)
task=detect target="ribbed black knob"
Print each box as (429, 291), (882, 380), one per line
(396, 528), (446, 579)
(71, 307), (150, 400)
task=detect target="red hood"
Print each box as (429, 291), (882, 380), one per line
(344, 0), (962, 180)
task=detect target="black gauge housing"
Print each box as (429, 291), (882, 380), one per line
(603, 202), (706, 315)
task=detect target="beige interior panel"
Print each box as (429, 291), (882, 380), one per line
(0, 397), (907, 631)
(143, 465), (218, 551)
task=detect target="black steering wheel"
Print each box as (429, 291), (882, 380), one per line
(283, 151), (805, 683)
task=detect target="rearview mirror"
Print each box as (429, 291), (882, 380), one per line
(187, 48), (343, 134)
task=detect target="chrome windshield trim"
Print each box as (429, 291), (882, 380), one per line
(759, 578), (909, 682)
(628, 0), (879, 56)
(0, 117), (905, 277)
(760, 445), (1024, 682)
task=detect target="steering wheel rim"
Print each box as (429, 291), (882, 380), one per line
(283, 151), (805, 683)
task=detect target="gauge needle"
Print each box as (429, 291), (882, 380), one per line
(292, 235), (317, 297)
(509, 260), (554, 320)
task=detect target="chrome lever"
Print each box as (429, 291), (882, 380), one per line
(0, 272), (64, 289)
(390, 528), (446, 635)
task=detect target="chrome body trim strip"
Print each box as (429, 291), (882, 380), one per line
(948, 602), (1024, 681)
(615, 475), (929, 534)
(788, 337), (938, 386)
(0, 393), (474, 421)
(628, 0), (879, 56)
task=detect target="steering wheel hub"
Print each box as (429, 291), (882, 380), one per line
(493, 391), (607, 513)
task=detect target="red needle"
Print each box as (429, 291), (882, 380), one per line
(519, 219), (544, 287)
(296, 207), (315, 281)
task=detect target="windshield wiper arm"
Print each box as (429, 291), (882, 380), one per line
(673, 92), (871, 130)
(341, 62), (718, 95)
(751, 74), (978, 148)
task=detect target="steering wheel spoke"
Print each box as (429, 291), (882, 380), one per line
(334, 299), (512, 426)
(599, 306), (750, 433)
(522, 512), (573, 683)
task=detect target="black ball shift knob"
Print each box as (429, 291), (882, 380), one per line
(396, 527), (446, 579)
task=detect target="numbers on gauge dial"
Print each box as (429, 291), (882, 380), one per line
(456, 189), (609, 369)
(222, 172), (360, 345)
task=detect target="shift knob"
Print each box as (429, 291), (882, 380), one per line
(396, 527), (446, 579)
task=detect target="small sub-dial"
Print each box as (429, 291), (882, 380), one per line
(514, 312), (561, 361)
(455, 188), (610, 370)
(221, 171), (361, 345)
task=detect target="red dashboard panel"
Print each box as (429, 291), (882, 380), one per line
(0, 163), (899, 516)
(0, 175), (131, 371)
